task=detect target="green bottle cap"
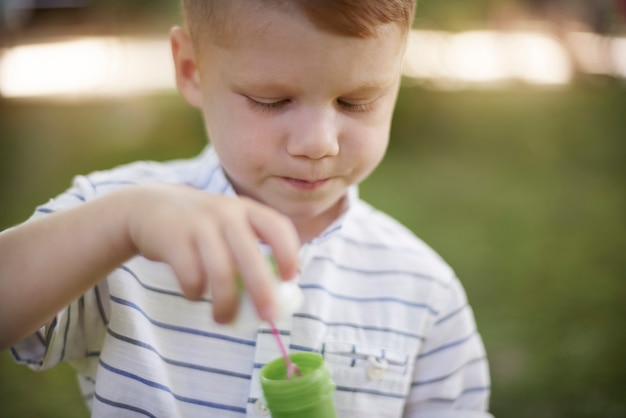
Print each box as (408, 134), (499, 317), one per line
(260, 352), (337, 418)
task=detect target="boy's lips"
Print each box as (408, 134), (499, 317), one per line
(282, 177), (330, 190)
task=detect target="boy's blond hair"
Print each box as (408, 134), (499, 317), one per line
(181, 0), (416, 46)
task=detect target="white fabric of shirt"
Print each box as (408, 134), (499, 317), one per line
(12, 146), (493, 417)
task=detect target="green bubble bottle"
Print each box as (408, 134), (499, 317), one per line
(260, 352), (337, 418)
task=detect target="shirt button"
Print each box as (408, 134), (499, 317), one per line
(368, 365), (386, 380)
(367, 356), (388, 381)
(254, 398), (270, 416)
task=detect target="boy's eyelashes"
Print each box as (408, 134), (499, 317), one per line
(244, 96), (375, 114)
(245, 96), (290, 113)
(337, 99), (374, 113)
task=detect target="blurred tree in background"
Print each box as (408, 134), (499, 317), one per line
(1, 1), (625, 417)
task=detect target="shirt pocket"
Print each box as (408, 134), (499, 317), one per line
(322, 340), (417, 418)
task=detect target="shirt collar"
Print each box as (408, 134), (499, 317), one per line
(307, 185), (358, 244)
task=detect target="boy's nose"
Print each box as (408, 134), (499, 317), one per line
(286, 108), (339, 160)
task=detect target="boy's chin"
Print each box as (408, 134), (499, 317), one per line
(278, 197), (346, 228)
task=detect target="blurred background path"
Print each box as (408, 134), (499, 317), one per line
(1, 1), (625, 417)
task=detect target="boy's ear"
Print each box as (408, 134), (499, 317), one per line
(170, 27), (203, 108)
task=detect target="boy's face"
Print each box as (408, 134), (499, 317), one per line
(173, 7), (406, 240)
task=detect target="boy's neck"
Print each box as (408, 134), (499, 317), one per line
(292, 193), (349, 244)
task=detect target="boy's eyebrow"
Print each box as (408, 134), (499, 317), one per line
(232, 78), (395, 97)
(228, 77), (295, 95)
(342, 80), (396, 96)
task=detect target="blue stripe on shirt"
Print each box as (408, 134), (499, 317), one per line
(10, 347), (43, 366)
(59, 303), (71, 363)
(45, 317), (57, 344)
(35, 207), (55, 214)
(107, 328), (252, 380)
(299, 283), (439, 314)
(434, 304), (467, 326)
(426, 386), (492, 404)
(94, 284), (109, 326)
(92, 180), (137, 188)
(294, 312), (426, 341)
(109, 295), (255, 346)
(411, 356), (488, 387)
(310, 255), (448, 286)
(335, 384), (407, 399)
(417, 330), (477, 359)
(98, 359), (247, 413)
(338, 233), (427, 254)
(68, 192), (86, 201)
(94, 392), (157, 417)
(119, 265), (191, 299)
(35, 329), (46, 345)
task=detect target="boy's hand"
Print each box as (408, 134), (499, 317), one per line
(0, 182), (300, 349)
(122, 184), (300, 324)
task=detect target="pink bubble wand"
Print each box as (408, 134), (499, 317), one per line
(268, 320), (301, 379)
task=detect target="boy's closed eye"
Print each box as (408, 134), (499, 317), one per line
(244, 96), (291, 113)
(336, 98), (376, 113)
(244, 95), (378, 114)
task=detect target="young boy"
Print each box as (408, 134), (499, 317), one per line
(0, 1), (493, 416)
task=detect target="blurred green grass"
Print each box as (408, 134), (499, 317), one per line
(1, 82), (625, 417)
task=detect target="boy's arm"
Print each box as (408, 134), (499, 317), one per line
(0, 191), (135, 350)
(404, 276), (492, 417)
(0, 184), (299, 351)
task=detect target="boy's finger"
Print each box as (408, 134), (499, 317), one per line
(224, 219), (277, 322)
(208, 268), (240, 324)
(196, 223), (239, 323)
(247, 203), (300, 282)
(165, 235), (208, 301)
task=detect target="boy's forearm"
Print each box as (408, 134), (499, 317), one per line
(0, 184), (301, 351)
(0, 192), (136, 351)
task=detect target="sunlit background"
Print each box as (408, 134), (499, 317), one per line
(1, 1), (625, 417)
(1, 1), (626, 97)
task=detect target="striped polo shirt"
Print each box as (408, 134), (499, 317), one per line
(12, 146), (492, 417)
